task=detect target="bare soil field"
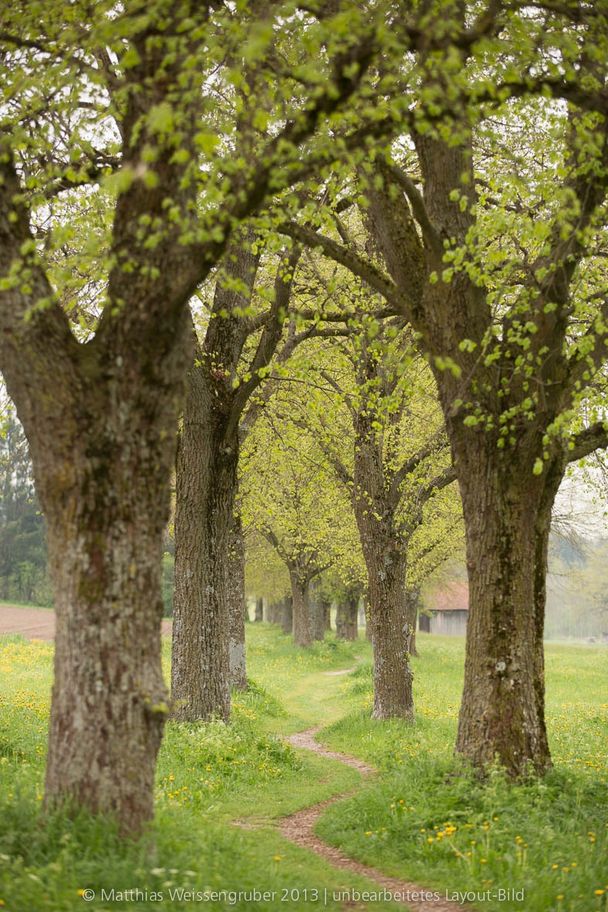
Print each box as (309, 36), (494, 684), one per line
(0, 604), (172, 640)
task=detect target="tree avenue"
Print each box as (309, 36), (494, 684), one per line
(3, 0), (607, 847)
(0, 0), (403, 832)
(281, 5), (608, 775)
(287, 302), (459, 719)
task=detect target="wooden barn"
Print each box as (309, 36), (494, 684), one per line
(419, 580), (469, 636)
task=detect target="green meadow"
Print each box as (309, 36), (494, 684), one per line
(0, 624), (606, 912)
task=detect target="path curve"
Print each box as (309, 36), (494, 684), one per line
(281, 727), (467, 912)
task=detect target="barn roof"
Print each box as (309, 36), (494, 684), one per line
(429, 580), (469, 612)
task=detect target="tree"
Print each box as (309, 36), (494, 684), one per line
(299, 314), (456, 718)
(242, 394), (359, 646)
(0, 0), (397, 831)
(0, 407), (48, 603)
(171, 238), (301, 720)
(279, 4), (608, 773)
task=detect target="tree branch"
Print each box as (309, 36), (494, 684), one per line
(567, 421), (608, 463)
(279, 221), (406, 313)
(386, 164), (443, 255)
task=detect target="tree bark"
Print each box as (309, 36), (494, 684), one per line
(336, 595), (358, 640)
(290, 572), (313, 647)
(254, 596), (264, 622)
(365, 545), (413, 720)
(453, 435), (562, 775)
(364, 594), (373, 642)
(351, 355), (414, 720)
(227, 514), (247, 690)
(171, 351), (239, 722)
(18, 323), (192, 834)
(43, 460), (172, 832)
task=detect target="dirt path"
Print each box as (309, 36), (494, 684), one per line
(280, 727), (466, 912)
(0, 604), (172, 640)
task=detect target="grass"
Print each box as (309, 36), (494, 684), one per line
(0, 624), (606, 912)
(0, 628), (402, 912)
(316, 638), (608, 912)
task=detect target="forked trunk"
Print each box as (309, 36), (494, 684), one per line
(290, 572), (312, 647)
(227, 514), (247, 690)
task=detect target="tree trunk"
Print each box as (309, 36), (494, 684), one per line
(171, 360), (239, 722)
(43, 480), (170, 832)
(290, 572), (312, 647)
(280, 595), (293, 634)
(405, 586), (420, 656)
(20, 326), (193, 834)
(266, 601), (283, 624)
(5, 318), (194, 837)
(227, 514), (247, 690)
(365, 546), (413, 720)
(254, 596), (264, 622)
(309, 586), (328, 641)
(453, 437), (562, 776)
(336, 595), (358, 640)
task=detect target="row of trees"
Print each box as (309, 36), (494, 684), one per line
(0, 413), (49, 603)
(2, 0), (608, 836)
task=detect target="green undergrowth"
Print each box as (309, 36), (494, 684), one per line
(0, 626), (399, 912)
(316, 637), (608, 912)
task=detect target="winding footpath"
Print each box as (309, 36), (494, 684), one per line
(279, 725), (467, 912)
